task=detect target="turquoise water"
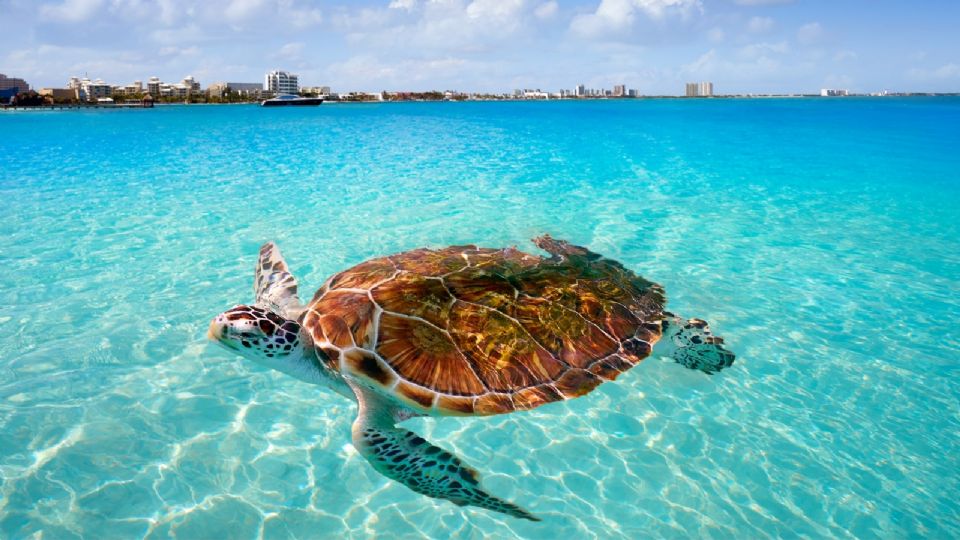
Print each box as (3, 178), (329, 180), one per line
(1, 98), (958, 539)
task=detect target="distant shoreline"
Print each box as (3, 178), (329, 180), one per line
(3, 93), (958, 111)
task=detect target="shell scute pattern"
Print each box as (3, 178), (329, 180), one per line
(448, 300), (565, 392)
(390, 247), (471, 276)
(372, 273), (454, 328)
(304, 238), (666, 415)
(328, 257), (397, 290)
(377, 313), (485, 396)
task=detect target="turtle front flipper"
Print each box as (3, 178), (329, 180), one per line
(656, 316), (736, 374)
(348, 382), (540, 521)
(254, 242), (304, 319)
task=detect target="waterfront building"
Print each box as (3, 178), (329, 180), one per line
(685, 81), (714, 97)
(112, 80), (144, 96)
(301, 86), (331, 95)
(147, 77), (161, 96)
(575, 84), (585, 97)
(820, 88), (849, 97)
(613, 84), (625, 97)
(207, 82), (228, 98)
(78, 78), (112, 101)
(0, 73), (30, 94)
(208, 82), (263, 98)
(0, 74), (29, 101)
(229, 82), (265, 95)
(67, 77), (86, 100)
(264, 70), (299, 95)
(39, 88), (76, 102)
(180, 76), (201, 95)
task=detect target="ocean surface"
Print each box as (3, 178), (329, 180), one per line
(1, 98), (958, 539)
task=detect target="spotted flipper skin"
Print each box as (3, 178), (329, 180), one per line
(254, 242), (304, 318)
(349, 384), (539, 521)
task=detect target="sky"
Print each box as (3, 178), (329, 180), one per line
(1, 0), (958, 94)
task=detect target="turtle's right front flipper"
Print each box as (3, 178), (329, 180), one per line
(349, 383), (539, 521)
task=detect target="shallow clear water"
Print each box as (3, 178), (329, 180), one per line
(1, 98), (958, 539)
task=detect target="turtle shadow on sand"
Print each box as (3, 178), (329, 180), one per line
(208, 235), (735, 521)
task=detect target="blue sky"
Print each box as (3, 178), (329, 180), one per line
(1, 0), (958, 94)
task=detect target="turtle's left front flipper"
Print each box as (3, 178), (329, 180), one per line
(349, 383), (540, 521)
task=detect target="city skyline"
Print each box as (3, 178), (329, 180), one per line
(2, 0), (959, 94)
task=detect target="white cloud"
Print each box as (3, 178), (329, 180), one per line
(797, 22), (822, 45)
(388, 0), (417, 10)
(466, 0), (525, 21)
(333, 0), (532, 54)
(280, 2), (323, 29)
(39, 0), (104, 22)
(224, 0), (266, 22)
(570, 0), (702, 38)
(747, 16), (773, 33)
(534, 1), (558, 19)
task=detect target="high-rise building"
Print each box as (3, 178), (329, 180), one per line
(575, 84), (585, 97)
(181, 75), (201, 94)
(0, 73), (29, 101)
(820, 88), (849, 97)
(613, 84), (626, 97)
(685, 81), (714, 97)
(0, 73), (29, 93)
(264, 70), (299, 95)
(84, 79), (112, 101)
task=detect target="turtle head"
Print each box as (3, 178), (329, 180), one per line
(208, 305), (304, 367)
(656, 315), (736, 374)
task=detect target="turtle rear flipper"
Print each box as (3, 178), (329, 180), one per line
(349, 383), (539, 521)
(657, 316), (736, 374)
(254, 242), (304, 319)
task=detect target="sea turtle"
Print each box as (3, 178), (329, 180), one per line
(208, 235), (735, 521)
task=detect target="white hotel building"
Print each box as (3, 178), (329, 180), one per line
(265, 70), (299, 95)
